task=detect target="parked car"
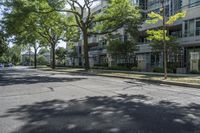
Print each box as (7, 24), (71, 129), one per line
(0, 63), (4, 69)
(8, 63), (13, 67)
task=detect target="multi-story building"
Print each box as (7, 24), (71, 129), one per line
(72, 1), (127, 67)
(69, 0), (200, 73)
(136, 0), (200, 73)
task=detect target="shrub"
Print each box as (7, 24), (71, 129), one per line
(190, 70), (200, 74)
(94, 63), (108, 67)
(131, 66), (141, 71)
(38, 55), (48, 65)
(153, 67), (174, 73)
(153, 67), (164, 73)
(108, 66), (130, 71)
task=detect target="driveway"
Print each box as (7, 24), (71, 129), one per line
(0, 66), (200, 133)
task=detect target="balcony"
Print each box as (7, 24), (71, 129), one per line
(88, 37), (99, 44)
(135, 44), (152, 54)
(180, 36), (200, 47)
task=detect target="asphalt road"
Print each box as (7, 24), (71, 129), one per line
(0, 67), (200, 133)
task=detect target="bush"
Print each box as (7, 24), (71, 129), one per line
(131, 66), (141, 71)
(190, 70), (200, 74)
(153, 67), (164, 73)
(38, 55), (48, 65)
(153, 67), (174, 73)
(108, 66), (130, 71)
(94, 63), (108, 67)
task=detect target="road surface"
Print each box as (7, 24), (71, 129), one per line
(0, 67), (200, 133)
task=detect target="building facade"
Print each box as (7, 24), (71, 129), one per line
(136, 0), (200, 73)
(68, 0), (200, 73)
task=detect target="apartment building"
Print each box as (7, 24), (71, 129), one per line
(136, 0), (200, 73)
(69, 1), (127, 67)
(69, 0), (200, 73)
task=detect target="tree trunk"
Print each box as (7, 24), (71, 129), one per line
(51, 44), (56, 69)
(162, 0), (167, 79)
(34, 47), (37, 69)
(83, 28), (90, 70)
(29, 45), (31, 66)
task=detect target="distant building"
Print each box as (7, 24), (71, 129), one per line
(21, 51), (35, 66)
(42, 52), (51, 64)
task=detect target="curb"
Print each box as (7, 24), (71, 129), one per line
(38, 69), (200, 89)
(72, 71), (200, 89)
(94, 74), (200, 89)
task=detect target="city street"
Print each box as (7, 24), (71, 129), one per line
(0, 67), (200, 133)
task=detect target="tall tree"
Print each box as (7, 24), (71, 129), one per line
(56, 47), (66, 65)
(107, 39), (137, 67)
(2, 0), (78, 69)
(146, 0), (186, 79)
(0, 32), (7, 57)
(47, 0), (141, 69)
(66, 42), (77, 67)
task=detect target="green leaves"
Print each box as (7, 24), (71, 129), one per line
(107, 39), (136, 55)
(92, 0), (141, 34)
(146, 12), (163, 24)
(0, 33), (8, 57)
(166, 11), (186, 25)
(146, 10), (186, 46)
(147, 30), (170, 41)
(146, 11), (186, 25)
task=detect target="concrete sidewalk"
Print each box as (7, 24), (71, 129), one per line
(37, 67), (200, 89)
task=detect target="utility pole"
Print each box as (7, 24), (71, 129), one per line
(160, 0), (168, 79)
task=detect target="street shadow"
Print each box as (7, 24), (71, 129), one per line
(1, 94), (200, 133)
(0, 72), (87, 86)
(124, 80), (172, 88)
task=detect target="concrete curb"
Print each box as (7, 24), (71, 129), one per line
(38, 68), (200, 89)
(71, 71), (200, 89)
(94, 74), (200, 89)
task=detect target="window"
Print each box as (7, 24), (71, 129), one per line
(196, 19), (200, 36)
(189, 20), (195, 36)
(172, 0), (182, 14)
(190, 0), (200, 7)
(184, 18), (200, 37)
(184, 19), (195, 37)
(184, 21), (188, 37)
(190, 52), (199, 60)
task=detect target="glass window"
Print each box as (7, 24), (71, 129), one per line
(196, 19), (200, 36)
(190, 0), (200, 7)
(189, 19), (195, 36)
(184, 21), (188, 37)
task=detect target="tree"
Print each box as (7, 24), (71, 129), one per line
(107, 39), (137, 67)
(38, 55), (48, 65)
(0, 44), (22, 65)
(39, 48), (50, 55)
(2, 0), (78, 69)
(47, 0), (141, 69)
(66, 42), (77, 67)
(0, 32), (7, 57)
(56, 47), (66, 65)
(146, 0), (186, 79)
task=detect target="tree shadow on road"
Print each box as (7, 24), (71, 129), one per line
(0, 75), (87, 86)
(1, 94), (200, 133)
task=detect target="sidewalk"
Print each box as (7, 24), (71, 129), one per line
(38, 67), (200, 88)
